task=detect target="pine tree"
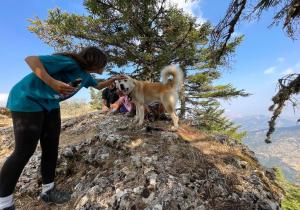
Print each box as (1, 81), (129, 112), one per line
(189, 100), (246, 140)
(28, 0), (249, 136)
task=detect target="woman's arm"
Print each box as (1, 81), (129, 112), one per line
(94, 75), (127, 90)
(94, 78), (116, 90)
(25, 56), (75, 95)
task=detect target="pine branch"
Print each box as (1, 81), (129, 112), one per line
(210, 0), (247, 65)
(266, 73), (300, 143)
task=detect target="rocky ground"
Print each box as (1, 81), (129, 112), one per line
(0, 112), (283, 210)
(0, 108), (12, 128)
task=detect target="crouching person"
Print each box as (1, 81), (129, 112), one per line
(101, 83), (119, 113)
(110, 91), (133, 114)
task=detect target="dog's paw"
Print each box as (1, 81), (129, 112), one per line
(136, 123), (144, 128)
(127, 123), (137, 130)
(132, 117), (139, 124)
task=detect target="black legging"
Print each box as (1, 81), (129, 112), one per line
(0, 109), (61, 197)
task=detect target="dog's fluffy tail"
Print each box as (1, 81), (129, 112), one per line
(161, 65), (183, 88)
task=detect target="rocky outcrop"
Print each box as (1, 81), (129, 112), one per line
(0, 112), (283, 210)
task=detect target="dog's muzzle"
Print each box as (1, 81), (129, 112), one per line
(120, 84), (129, 93)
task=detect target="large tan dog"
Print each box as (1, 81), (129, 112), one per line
(115, 65), (183, 130)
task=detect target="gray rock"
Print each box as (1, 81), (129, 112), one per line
(160, 132), (179, 141)
(63, 147), (74, 158)
(4, 113), (282, 210)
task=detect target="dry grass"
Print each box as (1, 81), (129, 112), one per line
(60, 100), (95, 119)
(0, 116), (12, 127)
(176, 123), (210, 142)
(0, 100), (95, 128)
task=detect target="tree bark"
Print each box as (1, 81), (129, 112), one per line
(179, 66), (186, 119)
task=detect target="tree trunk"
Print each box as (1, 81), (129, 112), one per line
(179, 66), (186, 119)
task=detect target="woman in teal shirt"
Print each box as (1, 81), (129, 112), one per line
(0, 46), (125, 210)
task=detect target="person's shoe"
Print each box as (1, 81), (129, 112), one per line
(40, 188), (71, 205)
(1, 205), (15, 210)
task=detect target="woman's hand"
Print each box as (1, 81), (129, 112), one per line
(49, 79), (76, 95)
(112, 74), (127, 81)
(94, 74), (128, 90)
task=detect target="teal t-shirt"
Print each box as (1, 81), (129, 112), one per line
(6, 55), (98, 112)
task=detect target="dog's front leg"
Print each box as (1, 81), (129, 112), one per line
(170, 112), (179, 131)
(132, 105), (139, 124)
(137, 104), (144, 127)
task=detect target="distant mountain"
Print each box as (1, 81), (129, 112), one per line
(231, 115), (300, 183)
(243, 125), (300, 184)
(232, 114), (298, 132)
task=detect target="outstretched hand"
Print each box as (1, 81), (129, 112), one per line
(50, 79), (76, 95)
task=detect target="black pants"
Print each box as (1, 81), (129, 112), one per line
(0, 109), (61, 197)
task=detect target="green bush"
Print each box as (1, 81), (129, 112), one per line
(275, 168), (300, 210)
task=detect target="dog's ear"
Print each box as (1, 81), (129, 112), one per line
(125, 75), (131, 81)
(127, 77), (136, 84)
(114, 80), (120, 89)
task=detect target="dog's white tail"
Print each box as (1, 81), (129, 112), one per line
(161, 65), (183, 88)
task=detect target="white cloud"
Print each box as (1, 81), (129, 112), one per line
(281, 67), (294, 75)
(263, 66), (276, 74)
(168, 0), (196, 14)
(278, 61), (300, 75)
(0, 93), (8, 107)
(277, 57), (285, 63)
(167, 0), (206, 24)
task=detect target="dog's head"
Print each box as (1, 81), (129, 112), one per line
(114, 76), (135, 95)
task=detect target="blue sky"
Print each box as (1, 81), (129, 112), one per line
(0, 0), (300, 120)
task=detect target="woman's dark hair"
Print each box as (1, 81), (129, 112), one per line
(56, 46), (107, 70)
